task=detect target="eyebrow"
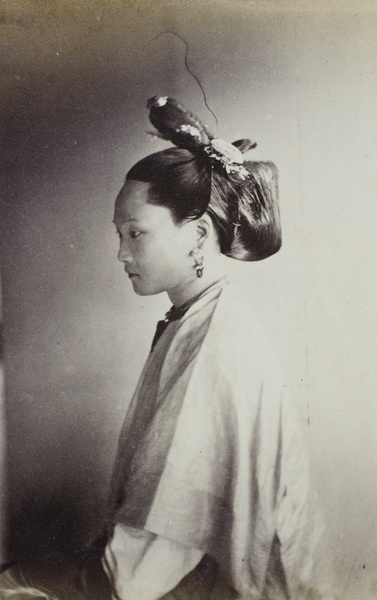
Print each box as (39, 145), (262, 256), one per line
(112, 218), (139, 225)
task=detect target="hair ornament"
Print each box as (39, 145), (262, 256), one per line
(204, 138), (250, 181)
(147, 96), (257, 182)
(178, 123), (202, 142)
(153, 96), (168, 107)
(147, 96), (213, 149)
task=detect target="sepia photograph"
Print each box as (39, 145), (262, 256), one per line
(1, 1), (376, 598)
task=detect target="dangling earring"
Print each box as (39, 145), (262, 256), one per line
(190, 248), (204, 278)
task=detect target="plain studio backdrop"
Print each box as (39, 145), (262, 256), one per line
(1, 0), (376, 597)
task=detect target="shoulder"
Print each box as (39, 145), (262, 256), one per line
(209, 283), (280, 365)
(186, 282), (286, 420)
(181, 283), (286, 409)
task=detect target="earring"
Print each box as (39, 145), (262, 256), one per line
(190, 248), (204, 278)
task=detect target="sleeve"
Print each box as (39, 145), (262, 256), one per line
(275, 387), (329, 598)
(102, 524), (204, 600)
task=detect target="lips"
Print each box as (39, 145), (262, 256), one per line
(125, 269), (138, 278)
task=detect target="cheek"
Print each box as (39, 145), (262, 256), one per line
(155, 228), (189, 259)
(144, 244), (186, 286)
(170, 225), (194, 255)
(164, 234), (192, 267)
(138, 227), (193, 279)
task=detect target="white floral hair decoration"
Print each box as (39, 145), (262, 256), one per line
(203, 138), (251, 181)
(147, 96), (257, 182)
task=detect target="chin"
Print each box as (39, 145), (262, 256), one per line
(133, 288), (155, 297)
(131, 281), (163, 297)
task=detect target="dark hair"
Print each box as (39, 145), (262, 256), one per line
(126, 147), (281, 261)
(126, 148), (211, 223)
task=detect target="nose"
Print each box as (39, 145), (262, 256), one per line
(117, 240), (132, 263)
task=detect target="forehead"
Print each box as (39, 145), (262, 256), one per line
(114, 180), (150, 219)
(114, 180), (174, 228)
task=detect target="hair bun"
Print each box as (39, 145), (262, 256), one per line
(147, 96), (214, 150)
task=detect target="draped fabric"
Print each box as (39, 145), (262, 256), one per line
(108, 282), (323, 599)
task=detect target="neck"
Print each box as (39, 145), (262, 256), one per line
(167, 256), (225, 307)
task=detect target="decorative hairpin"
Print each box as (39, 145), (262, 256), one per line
(147, 96), (256, 181)
(203, 138), (250, 180)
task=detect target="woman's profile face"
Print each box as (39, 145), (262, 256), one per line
(114, 180), (197, 298)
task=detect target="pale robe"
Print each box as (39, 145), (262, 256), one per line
(107, 281), (322, 599)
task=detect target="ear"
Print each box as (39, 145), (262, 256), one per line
(193, 213), (213, 247)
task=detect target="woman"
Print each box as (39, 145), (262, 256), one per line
(101, 97), (322, 600)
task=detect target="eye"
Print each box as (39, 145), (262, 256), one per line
(130, 230), (142, 239)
